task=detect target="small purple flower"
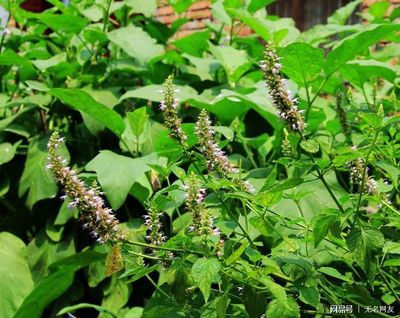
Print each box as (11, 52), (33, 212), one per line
(47, 132), (121, 244)
(261, 42), (306, 132)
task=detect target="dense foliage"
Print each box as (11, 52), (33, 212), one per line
(1, 0), (399, 317)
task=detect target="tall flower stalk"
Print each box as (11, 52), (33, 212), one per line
(348, 150), (377, 195)
(143, 207), (167, 246)
(261, 41), (306, 132)
(195, 109), (235, 174)
(195, 109), (255, 193)
(184, 173), (216, 235)
(47, 132), (121, 244)
(160, 75), (188, 147)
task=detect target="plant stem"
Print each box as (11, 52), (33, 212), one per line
(237, 133), (258, 168)
(145, 274), (172, 299)
(103, 0), (113, 32)
(125, 239), (204, 256)
(351, 128), (380, 227)
(378, 268), (400, 303)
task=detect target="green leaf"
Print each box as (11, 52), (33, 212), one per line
(15, 251), (103, 318)
(18, 136), (66, 208)
(0, 232), (34, 318)
(36, 13), (88, 34)
(226, 242), (248, 265)
(340, 60), (396, 87)
(86, 151), (157, 209)
(346, 226), (385, 278)
(127, 107), (149, 139)
(226, 8), (270, 41)
(311, 209), (340, 247)
(209, 43), (252, 84)
(299, 287), (320, 309)
(168, 0), (195, 13)
(265, 297), (300, 318)
(166, 258), (193, 303)
(242, 286), (268, 318)
(383, 259), (400, 267)
(327, 0), (362, 25)
(267, 178), (303, 192)
(173, 31), (210, 57)
(280, 43), (324, 87)
(359, 112), (383, 129)
(125, 0), (157, 17)
(249, 216), (275, 237)
(264, 277), (287, 304)
(376, 161), (399, 188)
(300, 139), (319, 154)
(324, 24), (400, 76)
(120, 265), (158, 284)
(248, 0), (275, 13)
(120, 84), (198, 103)
(201, 292), (230, 318)
(31, 52), (67, 71)
(50, 88), (125, 137)
(369, 1), (391, 20)
(107, 25), (164, 64)
(318, 267), (353, 283)
(191, 258), (221, 302)
(0, 142), (18, 164)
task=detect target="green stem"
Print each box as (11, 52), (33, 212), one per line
(237, 134), (258, 168)
(102, 0), (113, 32)
(125, 239), (204, 256)
(378, 268), (400, 303)
(351, 129), (380, 227)
(145, 274), (171, 299)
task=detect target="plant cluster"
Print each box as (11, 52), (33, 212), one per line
(0, 0), (399, 318)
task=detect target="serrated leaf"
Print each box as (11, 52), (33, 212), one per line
(300, 139), (319, 154)
(346, 226), (385, 278)
(299, 287), (320, 308)
(311, 210), (340, 247)
(265, 297), (300, 318)
(191, 258), (221, 302)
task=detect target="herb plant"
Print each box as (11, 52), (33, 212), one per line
(1, 0), (399, 317)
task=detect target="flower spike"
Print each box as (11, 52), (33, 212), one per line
(160, 75), (188, 147)
(261, 41), (306, 132)
(47, 131), (121, 244)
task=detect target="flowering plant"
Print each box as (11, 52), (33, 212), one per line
(1, 1), (399, 317)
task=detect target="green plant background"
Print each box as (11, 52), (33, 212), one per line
(0, 0), (399, 317)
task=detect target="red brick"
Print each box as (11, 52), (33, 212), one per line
(188, 1), (212, 11)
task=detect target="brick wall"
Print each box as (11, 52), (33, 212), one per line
(156, 0), (212, 38)
(156, 0), (399, 37)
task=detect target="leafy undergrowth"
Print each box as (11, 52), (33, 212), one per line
(0, 0), (399, 317)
